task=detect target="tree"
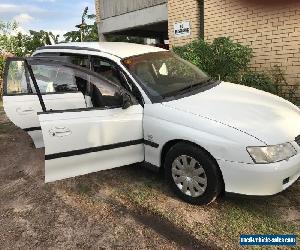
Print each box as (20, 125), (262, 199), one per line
(0, 21), (60, 56)
(64, 7), (99, 42)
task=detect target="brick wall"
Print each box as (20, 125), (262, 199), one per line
(168, 0), (201, 47)
(205, 0), (300, 89)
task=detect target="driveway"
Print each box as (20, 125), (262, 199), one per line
(0, 108), (299, 249)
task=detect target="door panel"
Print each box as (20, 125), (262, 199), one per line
(38, 105), (144, 182)
(3, 58), (87, 148)
(3, 95), (41, 129)
(3, 93), (87, 148)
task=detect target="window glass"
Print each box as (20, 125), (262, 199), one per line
(34, 52), (60, 57)
(61, 53), (89, 68)
(30, 63), (123, 109)
(31, 64), (78, 93)
(92, 57), (123, 86)
(123, 51), (210, 101)
(6, 60), (31, 94)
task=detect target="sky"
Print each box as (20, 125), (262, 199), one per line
(0, 0), (95, 39)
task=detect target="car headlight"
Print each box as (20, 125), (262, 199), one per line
(247, 142), (297, 164)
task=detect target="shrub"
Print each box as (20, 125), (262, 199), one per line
(240, 68), (299, 105)
(240, 71), (278, 94)
(0, 55), (5, 98)
(173, 38), (299, 105)
(173, 37), (253, 81)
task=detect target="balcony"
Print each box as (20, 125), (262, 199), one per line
(96, 0), (168, 39)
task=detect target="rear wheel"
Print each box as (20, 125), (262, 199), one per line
(164, 142), (222, 205)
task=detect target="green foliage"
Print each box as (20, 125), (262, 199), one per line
(0, 21), (59, 56)
(174, 37), (299, 105)
(240, 71), (279, 94)
(173, 37), (253, 81)
(241, 68), (299, 105)
(64, 7), (99, 42)
(0, 55), (5, 77)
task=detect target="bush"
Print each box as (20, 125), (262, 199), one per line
(240, 71), (279, 94)
(240, 68), (299, 105)
(0, 55), (5, 99)
(173, 37), (253, 81)
(173, 37), (299, 105)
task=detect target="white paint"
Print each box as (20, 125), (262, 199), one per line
(4, 43), (300, 197)
(174, 21), (191, 37)
(3, 92), (86, 148)
(39, 105), (144, 182)
(35, 42), (166, 59)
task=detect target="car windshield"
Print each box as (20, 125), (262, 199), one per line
(122, 51), (212, 101)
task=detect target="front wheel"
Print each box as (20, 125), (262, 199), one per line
(164, 142), (223, 205)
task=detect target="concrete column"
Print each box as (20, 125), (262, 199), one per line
(94, 0), (106, 41)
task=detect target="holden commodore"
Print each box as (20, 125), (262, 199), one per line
(2, 42), (300, 204)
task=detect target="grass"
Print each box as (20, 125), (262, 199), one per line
(0, 122), (15, 134)
(214, 198), (299, 249)
(76, 182), (92, 196)
(110, 171), (300, 249)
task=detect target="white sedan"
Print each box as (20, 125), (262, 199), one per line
(3, 42), (300, 204)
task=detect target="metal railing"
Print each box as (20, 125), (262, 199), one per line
(100, 0), (167, 19)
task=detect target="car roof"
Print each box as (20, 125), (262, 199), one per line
(36, 42), (167, 59)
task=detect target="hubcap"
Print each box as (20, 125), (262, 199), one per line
(171, 155), (207, 197)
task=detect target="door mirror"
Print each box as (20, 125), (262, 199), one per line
(121, 92), (132, 109)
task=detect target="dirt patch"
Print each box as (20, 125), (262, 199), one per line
(0, 116), (216, 249)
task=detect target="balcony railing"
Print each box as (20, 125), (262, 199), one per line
(100, 0), (167, 19)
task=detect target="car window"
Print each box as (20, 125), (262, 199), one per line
(60, 53), (89, 68)
(30, 64), (78, 94)
(6, 60), (32, 95)
(34, 52), (60, 57)
(91, 57), (123, 86)
(123, 51), (210, 102)
(29, 62), (123, 109)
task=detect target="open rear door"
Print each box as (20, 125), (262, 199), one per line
(3, 58), (44, 146)
(3, 57), (88, 148)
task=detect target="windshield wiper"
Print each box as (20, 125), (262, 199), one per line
(175, 78), (216, 94)
(161, 78), (218, 99)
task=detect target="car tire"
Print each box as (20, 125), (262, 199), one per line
(164, 142), (223, 205)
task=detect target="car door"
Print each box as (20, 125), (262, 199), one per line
(25, 58), (144, 182)
(3, 57), (87, 148)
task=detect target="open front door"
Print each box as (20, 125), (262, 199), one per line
(28, 58), (144, 182)
(39, 106), (144, 182)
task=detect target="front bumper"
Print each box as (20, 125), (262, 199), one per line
(218, 151), (300, 196)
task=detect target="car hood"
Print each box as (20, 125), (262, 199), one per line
(162, 82), (300, 145)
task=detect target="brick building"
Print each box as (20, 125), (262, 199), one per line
(95, 0), (300, 89)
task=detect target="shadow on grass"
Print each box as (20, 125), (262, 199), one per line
(57, 163), (299, 249)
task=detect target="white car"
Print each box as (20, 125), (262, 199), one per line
(3, 42), (300, 205)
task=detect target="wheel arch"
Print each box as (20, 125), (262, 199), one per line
(160, 139), (225, 193)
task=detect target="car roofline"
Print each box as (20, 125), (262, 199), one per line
(35, 45), (122, 59)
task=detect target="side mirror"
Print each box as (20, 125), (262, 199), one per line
(122, 92), (132, 109)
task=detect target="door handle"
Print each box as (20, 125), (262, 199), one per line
(16, 107), (34, 114)
(49, 127), (71, 137)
